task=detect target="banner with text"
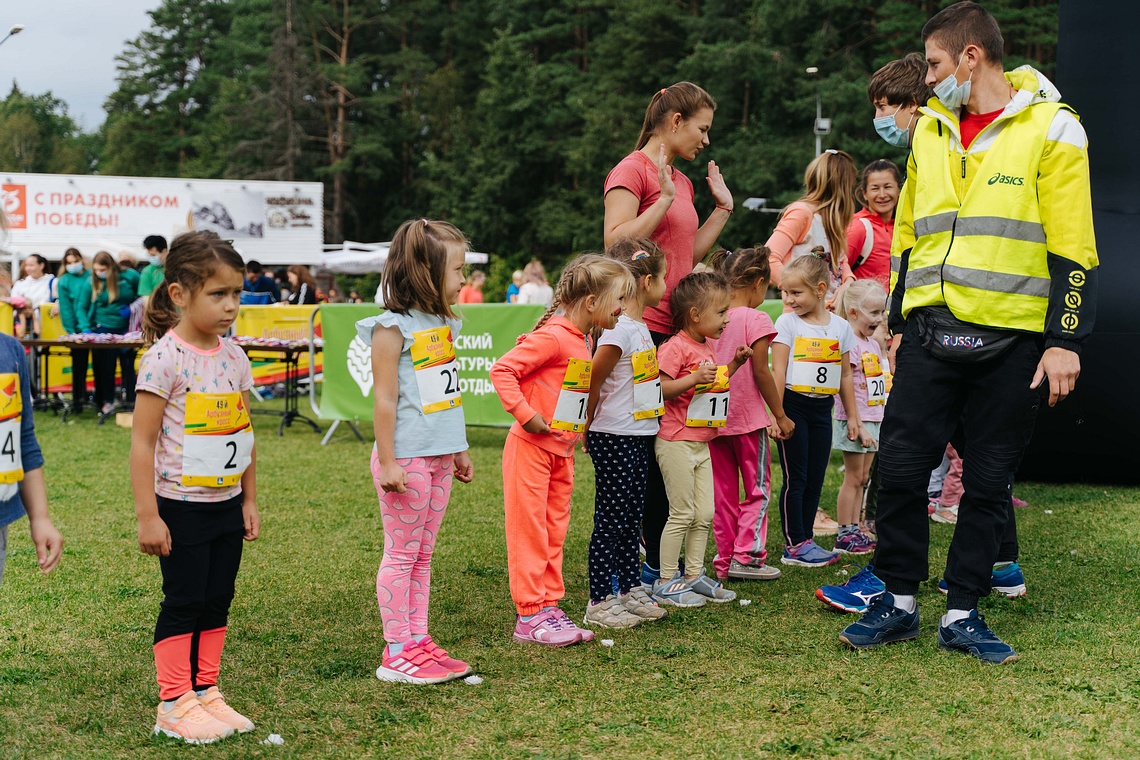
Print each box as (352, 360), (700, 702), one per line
(315, 303), (544, 427)
(235, 304), (323, 386)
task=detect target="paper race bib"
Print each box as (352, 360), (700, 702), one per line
(0, 374), (24, 494)
(411, 327), (462, 414)
(550, 358), (592, 432)
(862, 352), (886, 407)
(685, 365), (730, 428)
(631, 348), (664, 420)
(789, 336), (841, 395)
(182, 392), (254, 487)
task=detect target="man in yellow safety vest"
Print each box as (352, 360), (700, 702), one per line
(838, 1), (1098, 664)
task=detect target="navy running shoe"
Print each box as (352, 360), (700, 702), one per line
(816, 565), (886, 614)
(640, 562), (661, 590)
(838, 593), (919, 649)
(937, 610), (1019, 664)
(937, 562), (1027, 599)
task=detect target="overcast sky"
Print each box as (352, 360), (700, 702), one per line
(1, 0), (160, 131)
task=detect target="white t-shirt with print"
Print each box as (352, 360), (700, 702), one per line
(590, 315), (660, 436)
(773, 312), (856, 399)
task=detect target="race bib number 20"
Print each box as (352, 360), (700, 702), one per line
(182, 392), (254, 487)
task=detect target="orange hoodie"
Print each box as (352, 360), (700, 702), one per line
(489, 315), (590, 458)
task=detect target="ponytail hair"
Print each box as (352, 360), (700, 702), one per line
(142, 231), (246, 345)
(635, 82), (717, 150)
(604, 237), (665, 285)
(669, 271), (729, 333)
(781, 248), (831, 292)
(708, 246), (771, 291)
(382, 218), (468, 319)
(836, 278), (885, 320)
(534, 254), (631, 332)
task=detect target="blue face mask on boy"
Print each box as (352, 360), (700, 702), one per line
(873, 106), (914, 149)
(933, 52), (973, 110)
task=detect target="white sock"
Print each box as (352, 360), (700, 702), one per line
(161, 699), (179, 711)
(892, 594), (917, 613)
(993, 562), (1012, 570)
(194, 688), (209, 697)
(942, 608), (972, 627)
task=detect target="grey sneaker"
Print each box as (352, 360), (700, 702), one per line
(652, 573), (706, 608)
(687, 571), (737, 602)
(583, 595), (642, 629)
(727, 558), (782, 581)
(621, 587), (668, 620)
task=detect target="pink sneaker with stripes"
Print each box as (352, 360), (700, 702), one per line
(376, 641), (459, 685)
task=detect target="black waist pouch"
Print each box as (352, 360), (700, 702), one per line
(912, 307), (1022, 363)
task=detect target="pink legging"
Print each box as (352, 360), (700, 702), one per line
(372, 450), (453, 644)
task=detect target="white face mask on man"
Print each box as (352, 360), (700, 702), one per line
(934, 52), (973, 110)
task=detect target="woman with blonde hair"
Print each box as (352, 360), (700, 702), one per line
(766, 150), (859, 305)
(516, 260), (554, 308)
(82, 251), (140, 413)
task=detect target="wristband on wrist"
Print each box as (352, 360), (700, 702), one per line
(716, 205), (733, 213)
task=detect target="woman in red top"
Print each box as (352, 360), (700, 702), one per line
(603, 82), (734, 341)
(457, 270), (485, 304)
(846, 159), (902, 293)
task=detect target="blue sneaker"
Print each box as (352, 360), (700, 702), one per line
(937, 610), (1019, 664)
(640, 562), (661, 590)
(816, 565), (886, 614)
(781, 539), (840, 567)
(838, 592), (920, 649)
(937, 562), (1027, 599)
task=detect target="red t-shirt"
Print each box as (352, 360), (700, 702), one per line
(959, 107), (1003, 149)
(846, 208), (893, 293)
(457, 285), (483, 304)
(604, 151), (699, 334)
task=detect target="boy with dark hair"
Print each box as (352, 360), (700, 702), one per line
(244, 260), (280, 303)
(868, 52), (933, 148)
(139, 235), (169, 304)
(838, 0), (1098, 664)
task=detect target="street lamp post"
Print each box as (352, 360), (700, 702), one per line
(806, 66), (831, 157)
(0, 24), (24, 49)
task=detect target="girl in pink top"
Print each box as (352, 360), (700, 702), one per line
(130, 232), (259, 744)
(765, 150), (859, 309)
(846, 160), (902, 293)
(831, 280), (887, 555)
(603, 82), (734, 338)
(707, 247), (794, 583)
(652, 272), (751, 607)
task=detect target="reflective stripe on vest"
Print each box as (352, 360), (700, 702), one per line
(899, 100), (1066, 332)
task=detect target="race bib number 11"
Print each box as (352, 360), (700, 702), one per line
(789, 336), (841, 395)
(182, 392), (254, 488)
(551, 358), (592, 432)
(685, 365), (730, 428)
(411, 327), (462, 414)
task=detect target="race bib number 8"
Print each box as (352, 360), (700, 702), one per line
(0, 373), (24, 487)
(789, 336), (841, 395)
(551, 358), (592, 432)
(411, 327), (462, 414)
(686, 365), (730, 428)
(862, 352), (886, 406)
(631, 348), (664, 420)
(182, 392), (254, 488)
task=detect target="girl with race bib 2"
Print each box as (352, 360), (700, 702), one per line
(651, 272), (752, 607)
(131, 232), (260, 744)
(581, 239), (670, 630)
(771, 252), (873, 568)
(490, 254), (631, 646)
(358, 219), (476, 685)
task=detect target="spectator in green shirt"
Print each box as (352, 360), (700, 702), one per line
(138, 235), (168, 304)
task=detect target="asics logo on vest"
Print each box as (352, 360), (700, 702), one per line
(988, 172), (1025, 186)
(942, 334), (985, 349)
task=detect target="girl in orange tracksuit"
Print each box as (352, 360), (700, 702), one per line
(490, 254), (631, 646)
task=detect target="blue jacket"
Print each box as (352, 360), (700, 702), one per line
(0, 334), (45, 528)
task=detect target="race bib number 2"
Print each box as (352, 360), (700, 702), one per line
(631, 348), (664, 420)
(551, 358), (592, 432)
(789, 336), (841, 395)
(182, 392), (254, 487)
(0, 373), (24, 485)
(685, 365), (730, 428)
(411, 327), (462, 414)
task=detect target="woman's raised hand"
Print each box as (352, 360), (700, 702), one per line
(656, 144), (676, 204)
(706, 160), (732, 210)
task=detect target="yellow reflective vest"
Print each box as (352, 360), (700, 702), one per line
(889, 67), (1098, 339)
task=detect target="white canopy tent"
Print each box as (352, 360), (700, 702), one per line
(320, 241), (488, 274)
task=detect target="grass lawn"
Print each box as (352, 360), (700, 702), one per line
(2, 402), (1139, 759)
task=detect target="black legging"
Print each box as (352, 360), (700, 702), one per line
(641, 330), (674, 571)
(586, 431), (651, 600)
(775, 391), (834, 547)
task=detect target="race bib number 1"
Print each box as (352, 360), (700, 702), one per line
(0, 373), (24, 486)
(411, 327), (462, 414)
(631, 348), (664, 420)
(862, 352), (886, 407)
(550, 358), (592, 432)
(789, 336), (841, 395)
(182, 392), (254, 487)
(685, 365), (730, 428)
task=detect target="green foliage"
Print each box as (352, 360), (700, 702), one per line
(9, 0), (1061, 269)
(0, 86), (89, 174)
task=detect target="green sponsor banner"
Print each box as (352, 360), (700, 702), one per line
(315, 303), (545, 427)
